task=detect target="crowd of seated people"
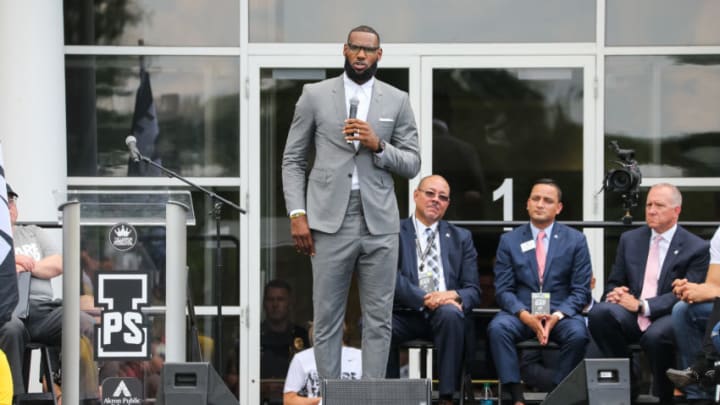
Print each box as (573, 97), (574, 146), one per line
(286, 176), (720, 405)
(273, 178), (720, 405)
(5, 176), (720, 405)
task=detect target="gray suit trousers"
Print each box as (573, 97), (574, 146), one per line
(311, 191), (398, 379)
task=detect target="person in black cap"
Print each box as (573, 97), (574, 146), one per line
(6, 184), (17, 199)
(0, 183), (96, 399)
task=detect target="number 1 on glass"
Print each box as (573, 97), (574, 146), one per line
(493, 178), (513, 230)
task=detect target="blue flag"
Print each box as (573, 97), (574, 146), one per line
(0, 144), (19, 326)
(127, 68), (161, 176)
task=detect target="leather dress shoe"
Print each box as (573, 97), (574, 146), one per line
(667, 366), (716, 389)
(667, 367), (701, 388)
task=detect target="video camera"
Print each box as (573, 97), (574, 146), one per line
(602, 141), (642, 224)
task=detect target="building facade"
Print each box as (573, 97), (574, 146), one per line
(2, 1), (720, 403)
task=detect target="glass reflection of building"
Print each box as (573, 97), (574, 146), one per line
(1, 0), (719, 403)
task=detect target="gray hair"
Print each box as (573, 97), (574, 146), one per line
(650, 183), (682, 207)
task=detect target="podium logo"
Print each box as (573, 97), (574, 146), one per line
(109, 222), (137, 252)
(95, 272), (150, 359)
(102, 377), (143, 404)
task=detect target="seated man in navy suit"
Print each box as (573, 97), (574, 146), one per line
(588, 183), (709, 403)
(386, 175), (481, 405)
(488, 178), (591, 405)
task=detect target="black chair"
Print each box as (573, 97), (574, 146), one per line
(15, 342), (58, 405)
(399, 339), (474, 405)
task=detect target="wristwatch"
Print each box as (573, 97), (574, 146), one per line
(375, 140), (385, 153)
(289, 211), (306, 219)
(637, 300), (644, 314)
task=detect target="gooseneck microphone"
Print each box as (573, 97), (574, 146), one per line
(125, 135), (142, 162)
(347, 97), (359, 143)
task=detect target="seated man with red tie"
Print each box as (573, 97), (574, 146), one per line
(488, 178), (592, 405)
(386, 175), (481, 405)
(588, 183), (709, 403)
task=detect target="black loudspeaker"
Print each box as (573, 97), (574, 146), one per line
(541, 358), (630, 405)
(156, 362), (237, 405)
(322, 379), (431, 405)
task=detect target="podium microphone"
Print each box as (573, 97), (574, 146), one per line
(125, 135), (142, 162)
(347, 97), (359, 143)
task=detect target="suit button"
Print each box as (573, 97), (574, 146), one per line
(348, 173), (352, 178)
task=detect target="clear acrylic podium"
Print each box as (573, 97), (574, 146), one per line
(55, 189), (195, 404)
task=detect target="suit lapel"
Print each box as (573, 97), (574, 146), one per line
(438, 221), (453, 289)
(367, 79), (383, 127)
(332, 76), (354, 152)
(542, 224), (561, 285)
(658, 227), (683, 290)
(636, 227), (652, 294)
(401, 219), (419, 284)
(520, 224), (541, 287)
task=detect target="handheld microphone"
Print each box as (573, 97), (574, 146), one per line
(125, 135), (142, 162)
(349, 97), (359, 119)
(347, 97), (359, 143)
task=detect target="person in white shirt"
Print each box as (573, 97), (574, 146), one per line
(283, 324), (361, 405)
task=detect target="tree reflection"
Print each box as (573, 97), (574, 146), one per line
(64, 0), (143, 45)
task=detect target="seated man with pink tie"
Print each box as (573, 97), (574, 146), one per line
(488, 179), (591, 405)
(588, 183), (709, 403)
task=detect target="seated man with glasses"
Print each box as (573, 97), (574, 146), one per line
(386, 175), (481, 405)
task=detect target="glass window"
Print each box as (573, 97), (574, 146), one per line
(64, 0), (240, 46)
(250, 0), (594, 43)
(605, 55), (720, 178)
(604, 186), (720, 223)
(607, 0), (720, 46)
(65, 55), (240, 177)
(432, 67), (585, 222)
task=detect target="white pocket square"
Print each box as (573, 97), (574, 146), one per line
(379, 118), (394, 122)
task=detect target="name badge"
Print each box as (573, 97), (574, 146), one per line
(520, 240), (536, 253)
(531, 292), (551, 315)
(419, 270), (437, 294)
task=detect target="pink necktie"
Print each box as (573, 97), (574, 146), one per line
(638, 235), (661, 331)
(536, 231), (546, 281)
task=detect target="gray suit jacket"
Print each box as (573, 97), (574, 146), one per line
(282, 75), (421, 235)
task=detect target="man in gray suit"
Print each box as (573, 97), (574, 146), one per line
(281, 25), (421, 381)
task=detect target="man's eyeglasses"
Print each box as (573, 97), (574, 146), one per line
(347, 43), (380, 55)
(418, 188), (450, 203)
(8, 196), (17, 205)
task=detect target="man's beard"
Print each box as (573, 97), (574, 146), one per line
(344, 58), (378, 84)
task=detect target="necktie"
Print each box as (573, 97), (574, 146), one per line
(424, 228), (440, 291)
(536, 230), (547, 281)
(638, 235), (661, 331)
